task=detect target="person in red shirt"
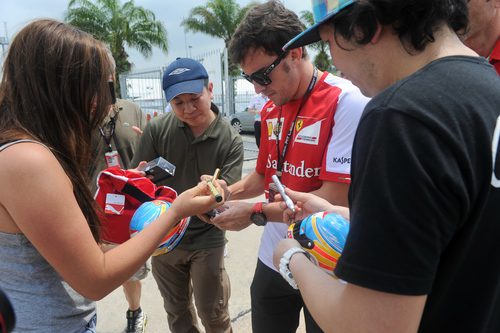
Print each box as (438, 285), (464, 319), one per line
(463, 0), (500, 74)
(210, 2), (369, 332)
(491, 42), (500, 74)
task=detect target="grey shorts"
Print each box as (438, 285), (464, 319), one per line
(129, 260), (150, 281)
(101, 243), (150, 281)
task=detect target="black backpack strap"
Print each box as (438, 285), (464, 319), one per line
(122, 183), (155, 203)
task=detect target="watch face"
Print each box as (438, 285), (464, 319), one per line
(251, 213), (267, 226)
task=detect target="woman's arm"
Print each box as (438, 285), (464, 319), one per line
(0, 142), (221, 300)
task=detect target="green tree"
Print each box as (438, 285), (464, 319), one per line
(300, 10), (334, 73)
(65, 0), (168, 96)
(182, 0), (256, 76)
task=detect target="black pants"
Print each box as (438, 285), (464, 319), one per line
(254, 121), (261, 148)
(251, 259), (324, 333)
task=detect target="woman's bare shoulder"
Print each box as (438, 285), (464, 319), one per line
(0, 140), (58, 170)
(0, 141), (69, 195)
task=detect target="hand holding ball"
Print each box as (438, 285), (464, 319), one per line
(287, 211), (349, 276)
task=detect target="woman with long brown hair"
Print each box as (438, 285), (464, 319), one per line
(0, 19), (223, 332)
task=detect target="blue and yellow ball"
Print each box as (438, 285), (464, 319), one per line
(130, 200), (189, 256)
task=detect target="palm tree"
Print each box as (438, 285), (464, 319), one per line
(300, 10), (334, 73)
(65, 0), (168, 96)
(182, 0), (256, 76)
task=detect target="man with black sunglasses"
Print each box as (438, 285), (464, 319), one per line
(210, 1), (369, 332)
(241, 50), (289, 86)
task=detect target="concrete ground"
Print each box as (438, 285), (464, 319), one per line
(97, 134), (306, 332)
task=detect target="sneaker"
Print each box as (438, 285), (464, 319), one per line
(125, 309), (147, 333)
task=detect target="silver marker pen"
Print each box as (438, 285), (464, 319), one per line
(271, 174), (295, 213)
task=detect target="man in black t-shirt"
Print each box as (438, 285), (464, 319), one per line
(272, 1), (500, 332)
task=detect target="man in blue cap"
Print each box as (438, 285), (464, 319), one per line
(274, 0), (500, 332)
(131, 58), (243, 333)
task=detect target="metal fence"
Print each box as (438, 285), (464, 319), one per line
(118, 48), (257, 118)
(119, 68), (166, 117)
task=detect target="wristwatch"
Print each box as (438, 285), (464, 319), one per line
(250, 202), (267, 226)
(279, 247), (310, 290)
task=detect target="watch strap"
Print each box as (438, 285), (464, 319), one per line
(252, 201), (264, 214)
(250, 202), (267, 226)
(279, 247), (308, 290)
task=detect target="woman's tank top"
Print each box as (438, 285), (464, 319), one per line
(0, 140), (95, 332)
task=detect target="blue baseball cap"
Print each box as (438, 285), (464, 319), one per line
(283, 0), (356, 51)
(162, 58), (209, 102)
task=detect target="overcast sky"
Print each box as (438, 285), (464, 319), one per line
(0, 0), (312, 71)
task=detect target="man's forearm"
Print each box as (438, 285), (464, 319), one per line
(228, 170), (265, 200)
(311, 181), (350, 207)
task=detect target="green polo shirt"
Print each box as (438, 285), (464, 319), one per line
(131, 103), (244, 250)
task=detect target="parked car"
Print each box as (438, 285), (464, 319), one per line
(229, 110), (255, 134)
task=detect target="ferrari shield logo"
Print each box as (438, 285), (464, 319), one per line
(267, 121), (274, 137)
(296, 119), (304, 132)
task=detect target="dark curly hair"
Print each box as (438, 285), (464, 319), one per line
(329, 0), (469, 53)
(229, 0), (308, 64)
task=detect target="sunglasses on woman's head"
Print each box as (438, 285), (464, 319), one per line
(241, 51), (289, 86)
(108, 81), (117, 104)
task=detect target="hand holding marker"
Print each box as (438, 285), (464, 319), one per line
(271, 174), (295, 213)
(208, 168), (223, 203)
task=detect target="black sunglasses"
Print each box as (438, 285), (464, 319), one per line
(108, 81), (117, 104)
(241, 51), (289, 86)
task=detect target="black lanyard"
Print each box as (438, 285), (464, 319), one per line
(275, 68), (318, 178)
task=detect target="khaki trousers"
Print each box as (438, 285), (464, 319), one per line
(152, 246), (232, 333)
